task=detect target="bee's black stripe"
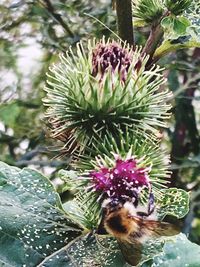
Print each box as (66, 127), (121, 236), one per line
(107, 215), (128, 234)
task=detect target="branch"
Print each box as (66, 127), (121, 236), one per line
(172, 73), (200, 99)
(142, 11), (170, 65)
(42, 0), (74, 38)
(142, 23), (163, 59)
(1, 16), (26, 31)
(115, 0), (134, 45)
(19, 146), (47, 161)
(15, 160), (67, 167)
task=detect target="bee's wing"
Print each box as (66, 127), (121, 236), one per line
(117, 239), (142, 266)
(117, 219), (179, 266)
(140, 219), (180, 237)
(117, 220), (179, 266)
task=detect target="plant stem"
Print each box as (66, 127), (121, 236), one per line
(143, 24), (163, 58)
(115, 0), (134, 45)
(142, 11), (170, 66)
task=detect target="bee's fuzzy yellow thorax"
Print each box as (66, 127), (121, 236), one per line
(104, 206), (139, 241)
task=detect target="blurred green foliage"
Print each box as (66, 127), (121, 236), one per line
(0, 0), (115, 171)
(0, 0), (200, 247)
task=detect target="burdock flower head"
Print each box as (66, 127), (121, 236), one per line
(92, 40), (133, 82)
(43, 38), (171, 156)
(90, 156), (151, 205)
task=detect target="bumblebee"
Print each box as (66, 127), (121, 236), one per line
(99, 198), (179, 266)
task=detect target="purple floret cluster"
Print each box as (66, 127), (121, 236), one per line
(90, 158), (151, 202)
(92, 41), (132, 81)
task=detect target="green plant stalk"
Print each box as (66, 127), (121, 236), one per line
(115, 0), (134, 45)
(143, 23), (164, 59)
(142, 11), (170, 65)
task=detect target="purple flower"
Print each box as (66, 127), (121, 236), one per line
(90, 158), (151, 203)
(92, 41), (133, 82)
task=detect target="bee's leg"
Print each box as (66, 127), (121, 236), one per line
(136, 211), (149, 217)
(96, 222), (107, 234)
(136, 192), (155, 218)
(147, 192), (155, 216)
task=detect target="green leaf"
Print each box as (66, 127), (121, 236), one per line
(161, 16), (191, 40)
(0, 102), (21, 128)
(158, 2), (200, 56)
(185, 1), (200, 40)
(40, 234), (172, 267)
(173, 17), (190, 35)
(0, 161), (192, 267)
(61, 235), (127, 267)
(28, 233), (129, 267)
(157, 188), (190, 220)
(58, 169), (80, 191)
(178, 16), (191, 27)
(47, 233), (199, 267)
(154, 38), (200, 60)
(0, 161), (83, 267)
(152, 233), (200, 266)
(161, 16), (174, 29)
(140, 237), (170, 266)
(63, 190), (102, 230)
(141, 234), (200, 266)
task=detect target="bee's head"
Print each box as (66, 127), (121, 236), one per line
(102, 198), (123, 212)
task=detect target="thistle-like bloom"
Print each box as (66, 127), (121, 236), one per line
(165, 0), (192, 15)
(132, 0), (192, 26)
(90, 158), (151, 203)
(43, 38), (172, 155)
(92, 41), (133, 81)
